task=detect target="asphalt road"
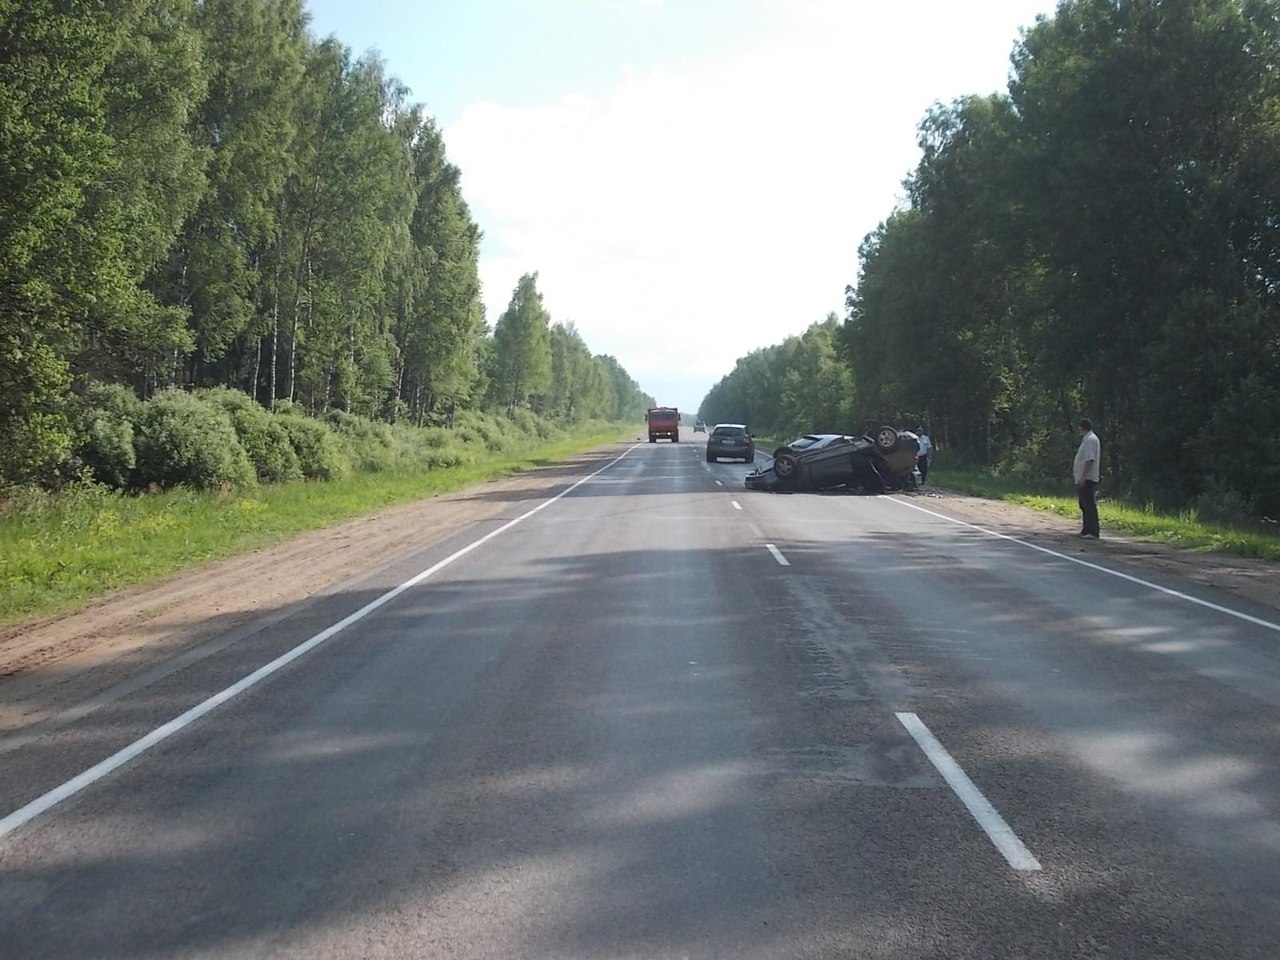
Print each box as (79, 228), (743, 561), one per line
(2, 433), (1279, 958)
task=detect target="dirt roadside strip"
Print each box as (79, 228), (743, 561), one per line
(2, 450), (1277, 737)
(0, 447), (628, 735)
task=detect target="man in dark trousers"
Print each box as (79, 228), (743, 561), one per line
(1073, 418), (1101, 539)
(916, 427), (933, 484)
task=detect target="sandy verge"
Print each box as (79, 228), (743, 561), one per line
(908, 488), (1280, 613)
(1, 457), (1276, 735)
(0, 448), (624, 734)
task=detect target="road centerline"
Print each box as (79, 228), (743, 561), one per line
(766, 544), (791, 566)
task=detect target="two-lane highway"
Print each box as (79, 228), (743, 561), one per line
(2, 433), (1279, 957)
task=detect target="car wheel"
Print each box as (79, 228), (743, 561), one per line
(874, 426), (898, 452)
(706, 453), (715, 462)
(774, 453), (799, 487)
(745, 450), (755, 463)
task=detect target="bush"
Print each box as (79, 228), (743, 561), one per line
(1193, 478), (1256, 526)
(995, 427), (1072, 487)
(510, 408), (544, 438)
(81, 416), (137, 488)
(481, 432), (509, 453)
(324, 410), (400, 472)
(72, 381), (144, 489)
(469, 408), (563, 449)
(80, 380), (143, 422)
(425, 448), (465, 470)
(134, 390), (256, 489)
(276, 416), (347, 481)
(419, 427), (452, 449)
(199, 388), (302, 484)
(1197, 374), (1280, 520)
(476, 417), (515, 453)
(243, 420), (302, 484)
(324, 409), (392, 444)
(0, 338), (74, 486)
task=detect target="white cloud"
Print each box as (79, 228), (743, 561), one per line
(445, 0), (1053, 411)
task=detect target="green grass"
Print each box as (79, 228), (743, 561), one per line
(0, 425), (635, 626)
(932, 466), (1280, 562)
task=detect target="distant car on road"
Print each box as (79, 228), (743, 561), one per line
(745, 427), (919, 492)
(706, 423), (755, 463)
(693, 418), (707, 433)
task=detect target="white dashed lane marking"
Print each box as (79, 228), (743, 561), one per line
(766, 544), (791, 566)
(896, 712), (1041, 872)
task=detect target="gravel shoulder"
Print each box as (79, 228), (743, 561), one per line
(912, 487), (1280, 613)
(0, 448), (621, 734)
(1, 457), (1276, 736)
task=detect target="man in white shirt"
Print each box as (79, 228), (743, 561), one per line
(1073, 418), (1101, 538)
(916, 427), (933, 484)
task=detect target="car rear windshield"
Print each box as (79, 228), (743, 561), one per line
(712, 427), (746, 437)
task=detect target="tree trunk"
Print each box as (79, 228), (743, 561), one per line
(252, 334), (263, 406)
(269, 238), (282, 406)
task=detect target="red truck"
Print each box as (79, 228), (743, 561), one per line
(646, 407), (680, 443)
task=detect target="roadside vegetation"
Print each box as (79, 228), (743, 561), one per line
(1, 3), (661, 623)
(701, 0), (1280, 528)
(2, 3), (653, 492)
(0, 413), (635, 625)
(932, 466), (1280, 562)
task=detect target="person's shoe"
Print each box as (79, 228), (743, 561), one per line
(1081, 533), (1099, 539)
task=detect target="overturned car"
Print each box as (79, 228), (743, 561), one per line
(744, 427), (920, 493)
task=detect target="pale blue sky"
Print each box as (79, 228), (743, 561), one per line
(305, 1), (1059, 414)
(306, 1), (787, 125)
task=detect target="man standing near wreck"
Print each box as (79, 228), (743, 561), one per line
(1074, 418), (1101, 539)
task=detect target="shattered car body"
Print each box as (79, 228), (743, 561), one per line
(744, 428), (920, 493)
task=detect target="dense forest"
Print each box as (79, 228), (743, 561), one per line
(702, 0), (1280, 520)
(0, 0), (652, 490)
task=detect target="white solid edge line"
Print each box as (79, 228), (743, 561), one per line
(896, 712), (1042, 872)
(885, 496), (1280, 635)
(0, 444), (641, 841)
(766, 544), (791, 566)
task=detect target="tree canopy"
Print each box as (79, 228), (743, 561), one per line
(703, 0), (1280, 519)
(1, 0), (651, 486)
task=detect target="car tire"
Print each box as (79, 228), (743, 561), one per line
(706, 453), (715, 462)
(745, 450), (755, 463)
(774, 453), (799, 488)
(874, 426), (898, 452)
